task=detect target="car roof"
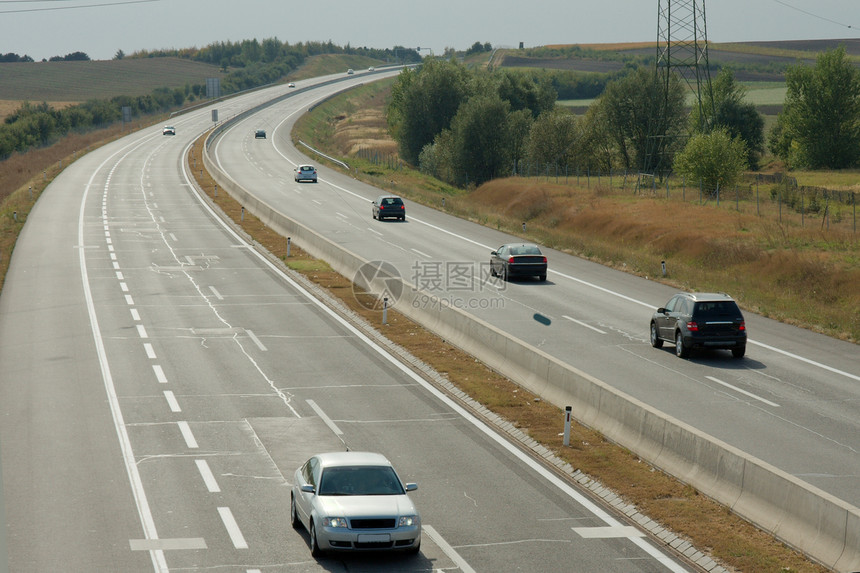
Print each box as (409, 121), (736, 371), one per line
(376, 194), (402, 200)
(680, 292), (735, 302)
(314, 451), (393, 469)
(298, 164), (315, 169)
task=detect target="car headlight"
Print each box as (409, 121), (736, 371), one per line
(322, 517), (348, 528)
(398, 515), (419, 527)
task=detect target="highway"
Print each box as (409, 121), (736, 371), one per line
(211, 72), (860, 513)
(0, 71), (697, 572)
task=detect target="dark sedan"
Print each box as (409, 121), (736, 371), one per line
(490, 243), (547, 281)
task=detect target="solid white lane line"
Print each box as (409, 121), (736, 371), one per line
(195, 459), (221, 493)
(705, 376), (780, 407)
(178, 421), (198, 448)
(163, 391), (181, 413)
(218, 507), (248, 549)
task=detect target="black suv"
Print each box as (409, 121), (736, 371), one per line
(650, 292), (747, 359)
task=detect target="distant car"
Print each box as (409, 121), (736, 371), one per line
(162, 126), (175, 136)
(294, 164), (317, 183)
(288, 82), (296, 88)
(490, 243), (547, 281)
(372, 195), (406, 221)
(254, 129), (266, 139)
(291, 451), (421, 556)
(347, 68), (354, 75)
(650, 292), (747, 359)
(368, 66), (375, 72)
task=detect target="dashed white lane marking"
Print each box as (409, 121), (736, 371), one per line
(209, 285), (223, 300)
(124, 294), (134, 305)
(423, 525), (476, 573)
(144, 343), (156, 359)
(178, 421), (198, 448)
(195, 459), (221, 493)
(218, 507), (248, 549)
(573, 526), (646, 539)
(152, 364), (168, 384)
(706, 375), (780, 407)
(163, 391), (181, 413)
(562, 315), (606, 334)
(136, 324), (148, 338)
(130, 308), (140, 321)
(246, 329), (267, 351)
(307, 399), (343, 435)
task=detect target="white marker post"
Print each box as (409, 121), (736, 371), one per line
(563, 406), (572, 447)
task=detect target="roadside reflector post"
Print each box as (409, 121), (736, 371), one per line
(214, 184), (217, 197)
(661, 260), (667, 277)
(241, 207), (245, 221)
(382, 297), (389, 325)
(563, 406), (572, 447)
(287, 237), (291, 257)
(522, 222), (526, 232)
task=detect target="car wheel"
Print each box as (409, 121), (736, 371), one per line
(372, 211), (377, 220)
(290, 495), (301, 529)
(650, 322), (663, 348)
(490, 265), (497, 277)
(538, 274), (546, 282)
(675, 331), (690, 358)
(732, 346), (746, 359)
(500, 267), (507, 282)
(309, 519), (322, 557)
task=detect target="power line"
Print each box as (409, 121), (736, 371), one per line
(770, 0), (857, 31)
(0, 0), (159, 14)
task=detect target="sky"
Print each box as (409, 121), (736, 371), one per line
(0, 0), (858, 62)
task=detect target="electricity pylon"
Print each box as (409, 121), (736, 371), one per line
(641, 0), (715, 180)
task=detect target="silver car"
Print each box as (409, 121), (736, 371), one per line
(294, 164), (317, 183)
(291, 451), (421, 556)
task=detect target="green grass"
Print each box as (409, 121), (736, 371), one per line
(0, 58), (222, 102)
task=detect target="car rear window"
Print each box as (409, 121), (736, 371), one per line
(693, 301), (741, 319)
(510, 245), (541, 256)
(382, 197), (402, 205)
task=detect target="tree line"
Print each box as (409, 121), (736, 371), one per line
(0, 39), (421, 161)
(387, 46), (860, 190)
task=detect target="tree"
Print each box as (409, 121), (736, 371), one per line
(526, 108), (581, 170)
(387, 59), (472, 164)
(448, 95), (512, 186)
(595, 67), (687, 172)
(770, 46), (860, 169)
(692, 68), (765, 168)
(114, 49), (125, 60)
(673, 128), (747, 191)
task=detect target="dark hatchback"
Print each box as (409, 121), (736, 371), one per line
(372, 195), (406, 221)
(489, 243), (547, 281)
(650, 292), (747, 358)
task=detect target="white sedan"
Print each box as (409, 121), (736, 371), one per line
(291, 451), (421, 556)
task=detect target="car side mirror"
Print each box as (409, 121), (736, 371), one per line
(657, 307), (667, 314)
(490, 251), (497, 256)
(301, 484), (315, 494)
(405, 483), (417, 492)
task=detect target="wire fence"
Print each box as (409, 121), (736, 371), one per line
(354, 148), (858, 236)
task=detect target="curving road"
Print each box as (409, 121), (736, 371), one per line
(0, 71), (696, 572)
(209, 72), (860, 517)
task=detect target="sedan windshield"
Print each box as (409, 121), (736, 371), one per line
(318, 466), (405, 496)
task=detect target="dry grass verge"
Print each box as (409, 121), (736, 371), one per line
(186, 137), (829, 573)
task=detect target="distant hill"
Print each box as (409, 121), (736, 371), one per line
(496, 38), (860, 82)
(0, 57), (222, 103)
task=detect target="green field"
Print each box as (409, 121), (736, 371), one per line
(0, 57), (222, 102)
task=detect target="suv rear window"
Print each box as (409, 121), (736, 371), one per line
(693, 301), (741, 319)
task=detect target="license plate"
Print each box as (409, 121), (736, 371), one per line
(358, 533), (390, 543)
